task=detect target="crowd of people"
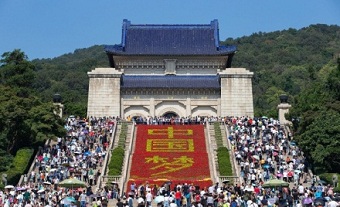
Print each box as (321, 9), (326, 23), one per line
(223, 116), (339, 207)
(123, 179), (339, 207)
(0, 115), (339, 207)
(130, 115), (224, 125)
(113, 116), (339, 207)
(0, 116), (118, 207)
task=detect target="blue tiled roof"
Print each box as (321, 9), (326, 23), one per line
(105, 19), (236, 56)
(121, 75), (220, 89)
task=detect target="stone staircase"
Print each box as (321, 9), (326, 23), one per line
(104, 122), (314, 207)
(206, 122), (241, 184)
(107, 122), (236, 207)
(226, 124), (314, 188)
(100, 121), (135, 190)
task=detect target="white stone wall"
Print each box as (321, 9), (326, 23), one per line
(121, 98), (219, 118)
(219, 68), (254, 117)
(87, 68), (122, 118)
(87, 58), (254, 119)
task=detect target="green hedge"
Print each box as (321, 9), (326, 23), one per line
(214, 122), (223, 147)
(217, 147), (233, 176)
(5, 148), (34, 185)
(118, 122), (128, 148)
(107, 122), (130, 176)
(318, 173), (340, 192)
(108, 146), (125, 176)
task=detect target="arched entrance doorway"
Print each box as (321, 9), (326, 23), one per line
(163, 112), (178, 118)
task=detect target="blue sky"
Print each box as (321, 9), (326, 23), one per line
(1, 0), (339, 60)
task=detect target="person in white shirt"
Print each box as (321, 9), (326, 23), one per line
(146, 191), (153, 207)
(298, 184), (304, 195)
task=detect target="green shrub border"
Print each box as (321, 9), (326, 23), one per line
(217, 147), (233, 176)
(319, 173), (340, 192)
(108, 146), (125, 176)
(5, 148), (34, 185)
(108, 122), (129, 176)
(213, 122), (223, 147)
(118, 122), (128, 148)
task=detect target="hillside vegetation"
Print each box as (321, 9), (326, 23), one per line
(223, 24), (340, 116)
(0, 24), (339, 181)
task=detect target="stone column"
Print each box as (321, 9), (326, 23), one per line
(277, 94), (292, 125)
(186, 98), (191, 117)
(53, 103), (64, 118)
(150, 98), (155, 117)
(53, 93), (63, 118)
(217, 98), (221, 117)
(219, 68), (254, 117)
(87, 68), (122, 118)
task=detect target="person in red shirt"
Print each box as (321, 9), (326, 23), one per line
(175, 189), (182, 207)
(254, 185), (260, 195)
(287, 171), (294, 183)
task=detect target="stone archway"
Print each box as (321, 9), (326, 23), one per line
(191, 106), (217, 117)
(155, 101), (186, 117)
(162, 111), (178, 118)
(124, 106), (150, 119)
(157, 107), (184, 118)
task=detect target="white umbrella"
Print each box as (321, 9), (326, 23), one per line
(43, 181), (52, 185)
(38, 189), (45, 193)
(49, 168), (57, 172)
(252, 155), (260, 160)
(138, 197), (144, 203)
(5, 185), (15, 189)
(154, 195), (165, 203)
(9, 191), (15, 196)
(244, 185), (254, 192)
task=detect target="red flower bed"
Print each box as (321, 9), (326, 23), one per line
(128, 125), (212, 190)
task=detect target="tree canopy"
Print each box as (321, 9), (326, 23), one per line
(0, 50), (66, 172)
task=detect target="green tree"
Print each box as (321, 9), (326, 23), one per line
(0, 50), (66, 154)
(0, 49), (35, 97)
(295, 109), (340, 172)
(288, 59), (340, 173)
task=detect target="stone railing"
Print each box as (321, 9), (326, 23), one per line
(205, 121), (218, 183)
(120, 121), (136, 197)
(17, 138), (52, 186)
(219, 176), (240, 184)
(97, 121), (118, 189)
(101, 175), (121, 186)
(223, 123), (242, 185)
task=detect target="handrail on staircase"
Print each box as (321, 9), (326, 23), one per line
(120, 121), (136, 197)
(101, 175), (121, 185)
(205, 121), (218, 184)
(219, 176), (240, 184)
(17, 138), (52, 186)
(222, 122), (242, 185)
(97, 120), (118, 189)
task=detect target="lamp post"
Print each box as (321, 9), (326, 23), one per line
(279, 94), (288, 103)
(53, 93), (62, 103)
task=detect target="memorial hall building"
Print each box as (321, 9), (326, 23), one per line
(87, 19), (254, 118)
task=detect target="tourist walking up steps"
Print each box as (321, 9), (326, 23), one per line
(0, 116), (117, 207)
